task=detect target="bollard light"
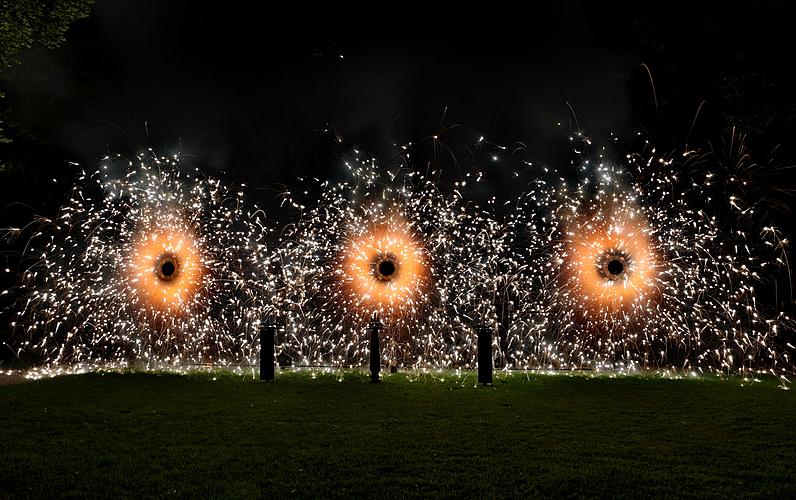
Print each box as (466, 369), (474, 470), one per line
(368, 316), (383, 383)
(260, 323), (276, 381)
(477, 323), (493, 385)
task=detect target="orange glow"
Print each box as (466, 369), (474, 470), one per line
(129, 227), (203, 310)
(566, 211), (659, 312)
(341, 221), (429, 313)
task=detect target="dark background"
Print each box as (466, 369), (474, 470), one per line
(3, 1), (794, 186)
(1, 1), (795, 357)
(4, 1), (796, 195)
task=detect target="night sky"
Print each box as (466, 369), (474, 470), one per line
(3, 1), (793, 184)
(3, 1), (637, 185)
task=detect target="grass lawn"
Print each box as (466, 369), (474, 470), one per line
(0, 371), (794, 498)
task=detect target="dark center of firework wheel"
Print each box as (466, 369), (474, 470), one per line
(607, 259), (624, 276)
(161, 261), (176, 277)
(155, 254), (180, 281)
(378, 260), (396, 277)
(373, 254), (399, 282)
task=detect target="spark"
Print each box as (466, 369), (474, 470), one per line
(9, 153), (276, 371)
(4, 135), (793, 380)
(276, 150), (505, 369)
(506, 138), (793, 376)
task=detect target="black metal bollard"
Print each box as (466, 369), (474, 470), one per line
(260, 324), (276, 381)
(477, 324), (493, 385)
(368, 317), (383, 383)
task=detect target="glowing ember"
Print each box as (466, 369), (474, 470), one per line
(130, 228), (203, 309)
(5, 134), (792, 380)
(506, 134), (792, 376)
(566, 211), (658, 314)
(342, 223), (429, 313)
(276, 150), (504, 369)
(10, 153), (276, 369)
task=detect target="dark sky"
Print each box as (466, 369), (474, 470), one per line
(1, 2), (654, 185)
(4, 1), (795, 189)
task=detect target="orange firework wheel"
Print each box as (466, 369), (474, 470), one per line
(565, 210), (660, 315)
(341, 222), (429, 318)
(128, 226), (204, 311)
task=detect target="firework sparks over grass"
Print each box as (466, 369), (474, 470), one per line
(276, 149), (505, 369)
(7, 152), (276, 370)
(505, 135), (793, 376)
(3, 133), (792, 380)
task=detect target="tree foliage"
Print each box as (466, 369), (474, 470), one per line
(0, 0), (93, 145)
(0, 0), (93, 69)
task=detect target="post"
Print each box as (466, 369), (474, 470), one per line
(368, 316), (383, 383)
(260, 323), (276, 381)
(477, 324), (493, 385)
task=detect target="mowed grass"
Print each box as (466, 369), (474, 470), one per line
(0, 371), (794, 498)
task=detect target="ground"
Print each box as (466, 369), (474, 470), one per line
(0, 371), (794, 498)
